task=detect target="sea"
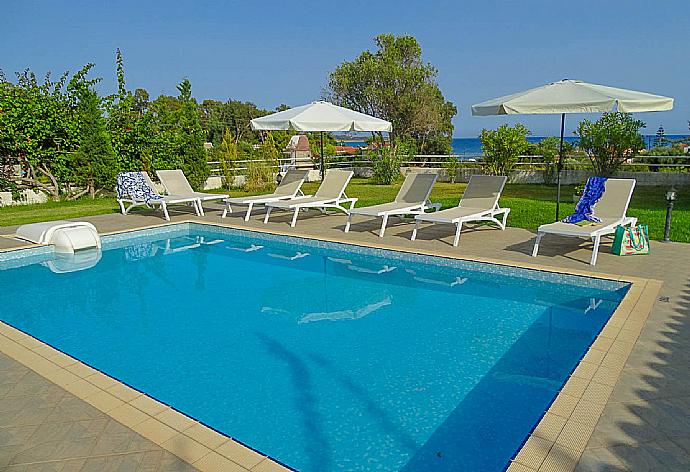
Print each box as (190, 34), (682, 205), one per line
(337, 135), (689, 157)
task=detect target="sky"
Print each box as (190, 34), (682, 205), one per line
(2, 0), (688, 138)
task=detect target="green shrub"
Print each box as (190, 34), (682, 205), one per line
(576, 112), (645, 177)
(443, 156), (461, 183)
(526, 136), (572, 183)
(245, 161), (275, 192)
(372, 140), (413, 184)
(245, 132), (278, 192)
(641, 144), (687, 172)
(214, 130), (240, 188)
(480, 124), (531, 176)
(372, 147), (402, 184)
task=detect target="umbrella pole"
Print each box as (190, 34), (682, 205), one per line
(320, 131), (325, 181)
(555, 113), (566, 221)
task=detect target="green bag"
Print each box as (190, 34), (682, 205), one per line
(612, 224), (650, 256)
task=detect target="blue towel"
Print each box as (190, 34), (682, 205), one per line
(116, 172), (162, 204)
(562, 176), (607, 224)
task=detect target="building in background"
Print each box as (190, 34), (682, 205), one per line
(285, 135), (311, 162)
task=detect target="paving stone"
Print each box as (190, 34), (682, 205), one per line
(575, 447), (628, 471)
(0, 353), (200, 471)
(610, 439), (690, 472)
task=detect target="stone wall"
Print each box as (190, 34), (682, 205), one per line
(342, 167), (690, 186)
(0, 189), (49, 206)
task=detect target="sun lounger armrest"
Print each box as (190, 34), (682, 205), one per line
(339, 197), (358, 209)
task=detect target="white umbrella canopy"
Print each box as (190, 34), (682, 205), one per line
(471, 80), (674, 116)
(250, 101), (392, 179)
(250, 101), (392, 132)
(471, 79), (674, 220)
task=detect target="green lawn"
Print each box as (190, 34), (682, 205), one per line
(1, 179), (687, 242)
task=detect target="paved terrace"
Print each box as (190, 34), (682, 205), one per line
(0, 202), (688, 471)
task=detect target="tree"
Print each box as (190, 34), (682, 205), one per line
(654, 125), (666, 147)
(199, 99), (265, 145)
(576, 112), (645, 177)
(175, 79), (209, 189)
(71, 88), (117, 198)
(105, 49), (154, 173)
(0, 66), (93, 198)
(1, 52), (218, 199)
(480, 124), (530, 175)
(327, 34), (456, 154)
(148, 79), (209, 189)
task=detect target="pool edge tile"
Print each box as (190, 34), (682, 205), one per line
(161, 433), (213, 464)
(0, 221), (662, 472)
(512, 276), (661, 468)
(193, 451), (249, 472)
(216, 439), (266, 469)
(0, 318), (297, 472)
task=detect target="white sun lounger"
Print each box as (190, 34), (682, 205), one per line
(345, 172), (440, 237)
(411, 175), (510, 247)
(156, 169), (229, 216)
(263, 170), (357, 227)
(116, 172), (201, 221)
(532, 178), (637, 266)
(222, 169), (309, 221)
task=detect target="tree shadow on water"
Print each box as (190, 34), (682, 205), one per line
(307, 353), (420, 456)
(255, 332), (332, 471)
(400, 305), (599, 471)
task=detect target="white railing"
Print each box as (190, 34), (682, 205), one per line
(208, 154), (690, 176)
(208, 156), (315, 174)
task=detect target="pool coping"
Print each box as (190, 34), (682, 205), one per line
(0, 219), (662, 472)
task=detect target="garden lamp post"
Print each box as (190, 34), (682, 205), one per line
(663, 187), (677, 242)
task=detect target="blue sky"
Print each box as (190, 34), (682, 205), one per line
(2, 0), (688, 137)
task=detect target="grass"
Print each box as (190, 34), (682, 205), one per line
(1, 179), (688, 243)
(0, 198), (119, 227)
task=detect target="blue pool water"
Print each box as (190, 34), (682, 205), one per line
(0, 223), (629, 471)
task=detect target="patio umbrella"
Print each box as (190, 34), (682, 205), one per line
(250, 101), (392, 179)
(472, 79), (673, 219)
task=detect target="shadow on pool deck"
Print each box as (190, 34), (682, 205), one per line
(575, 277), (690, 471)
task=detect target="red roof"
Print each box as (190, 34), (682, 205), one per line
(335, 145), (358, 155)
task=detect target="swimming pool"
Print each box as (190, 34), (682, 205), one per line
(0, 223), (629, 471)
